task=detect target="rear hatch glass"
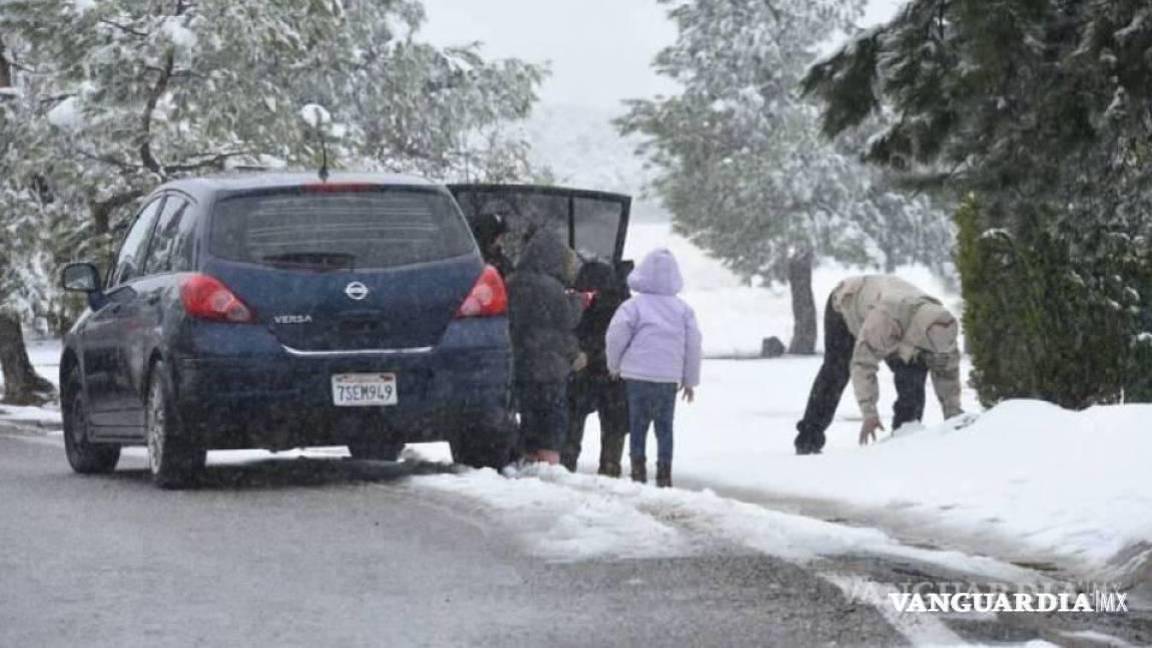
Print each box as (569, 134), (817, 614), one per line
(205, 187), (483, 352)
(210, 188), (475, 270)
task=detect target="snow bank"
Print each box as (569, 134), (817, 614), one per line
(0, 403), (62, 425)
(776, 400), (1152, 579)
(571, 362), (1152, 584)
(413, 464), (1041, 583)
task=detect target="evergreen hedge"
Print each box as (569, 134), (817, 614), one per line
(955, 196), (1152, 409)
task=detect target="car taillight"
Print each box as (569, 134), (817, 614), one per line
(180, 274), (256, 323)
(456, 266), (507, 318)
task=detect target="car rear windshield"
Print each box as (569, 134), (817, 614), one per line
(209, 188), (475, 270)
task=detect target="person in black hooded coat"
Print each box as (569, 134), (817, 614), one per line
(506, 229), (585, 464)
(561, 261), (631, 476)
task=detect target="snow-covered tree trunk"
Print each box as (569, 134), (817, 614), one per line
(0, 36), (11, 89)
(1, 37), (52, 405)
(0, 310), (54, 405)
(787, 249), (817, 355)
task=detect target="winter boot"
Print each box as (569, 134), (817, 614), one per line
(630, 457), (647, 484)
(656, 461), (672, 488)
(599, 429), (627, 477)
(560, 454), (579, 473)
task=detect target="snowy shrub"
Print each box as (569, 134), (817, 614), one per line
(957, 196), (1152, 408)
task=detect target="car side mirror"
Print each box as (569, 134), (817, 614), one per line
(62, 262), (102, 293)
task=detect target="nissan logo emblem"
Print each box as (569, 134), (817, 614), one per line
(344, 282), (369, 301)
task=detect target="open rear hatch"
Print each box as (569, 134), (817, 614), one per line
(203, 185), (482, 352)
(448, 184), (632, 269)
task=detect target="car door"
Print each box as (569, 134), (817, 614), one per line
(447, 184), (632, 270)
(83, 197), (165, 433)
(118, 194), (196, 428)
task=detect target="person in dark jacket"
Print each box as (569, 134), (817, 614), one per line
(507, 230), (585, 465)
(471, 203), (515, 278)
(561, 260), (631, 476)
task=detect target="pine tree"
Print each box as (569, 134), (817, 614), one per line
(804, 0), (1152, 405)
(617, 0), (954, 354)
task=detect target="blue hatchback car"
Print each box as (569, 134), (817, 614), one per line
(59, 173), (632, 488)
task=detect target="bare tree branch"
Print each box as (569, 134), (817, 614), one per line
(0, 35), (12, 89)
(98, 20), (149, 38)
(90, 190), (144, 236)
(139, 49), (175, 176)
(164, 150), (254, 174)
(76, 149), (140, 173)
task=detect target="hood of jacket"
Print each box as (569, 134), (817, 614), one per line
(907, 303), (959, 355)
(627, 248), (683, 296)
(516, 229), (574, 284)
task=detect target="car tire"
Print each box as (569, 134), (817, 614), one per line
(347, 438), (404, 461)
(63, 377), (121, 474)
(450, 414), (514, 470)
(145, 361), (206, 489)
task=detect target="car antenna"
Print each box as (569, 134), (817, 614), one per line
(302, 103), (331, 182)
(318, 127), (330, 182)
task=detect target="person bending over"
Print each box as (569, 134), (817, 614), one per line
(795, 275), (963, 455)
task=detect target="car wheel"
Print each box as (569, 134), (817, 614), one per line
(347, 438), (404, 461)
(450, 414), (514, 470)
(63, 378), (121, 474)
(145, 361), (206, 489)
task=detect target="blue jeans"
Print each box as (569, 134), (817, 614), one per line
(626, 380), (677, 464)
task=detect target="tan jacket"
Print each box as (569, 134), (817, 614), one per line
(830, 276), (963, 420)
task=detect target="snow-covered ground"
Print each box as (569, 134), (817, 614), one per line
(414, 462), (1041, 582)
(3, 223), (1148, 590)
(415, 223), (1151, 589)
(0, 338), (63, 425)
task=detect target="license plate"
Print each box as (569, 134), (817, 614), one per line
(332, 373), (397, 407)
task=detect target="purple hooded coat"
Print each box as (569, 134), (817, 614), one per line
(605, 249), (703, 388)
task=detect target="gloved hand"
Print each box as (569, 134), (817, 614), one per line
(571, 352), (588, 372)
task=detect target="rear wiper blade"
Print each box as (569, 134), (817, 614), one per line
(261, 252), (356, 271)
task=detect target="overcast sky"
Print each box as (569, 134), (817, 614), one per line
(419, 0), (906, 110)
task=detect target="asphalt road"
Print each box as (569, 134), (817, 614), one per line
(3, 432), (1149, 648)
(0, 434), (906, 648)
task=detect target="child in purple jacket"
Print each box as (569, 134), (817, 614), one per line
(605, 248), (702, 488)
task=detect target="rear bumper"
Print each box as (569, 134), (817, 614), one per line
(171, 318), (510, 449)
